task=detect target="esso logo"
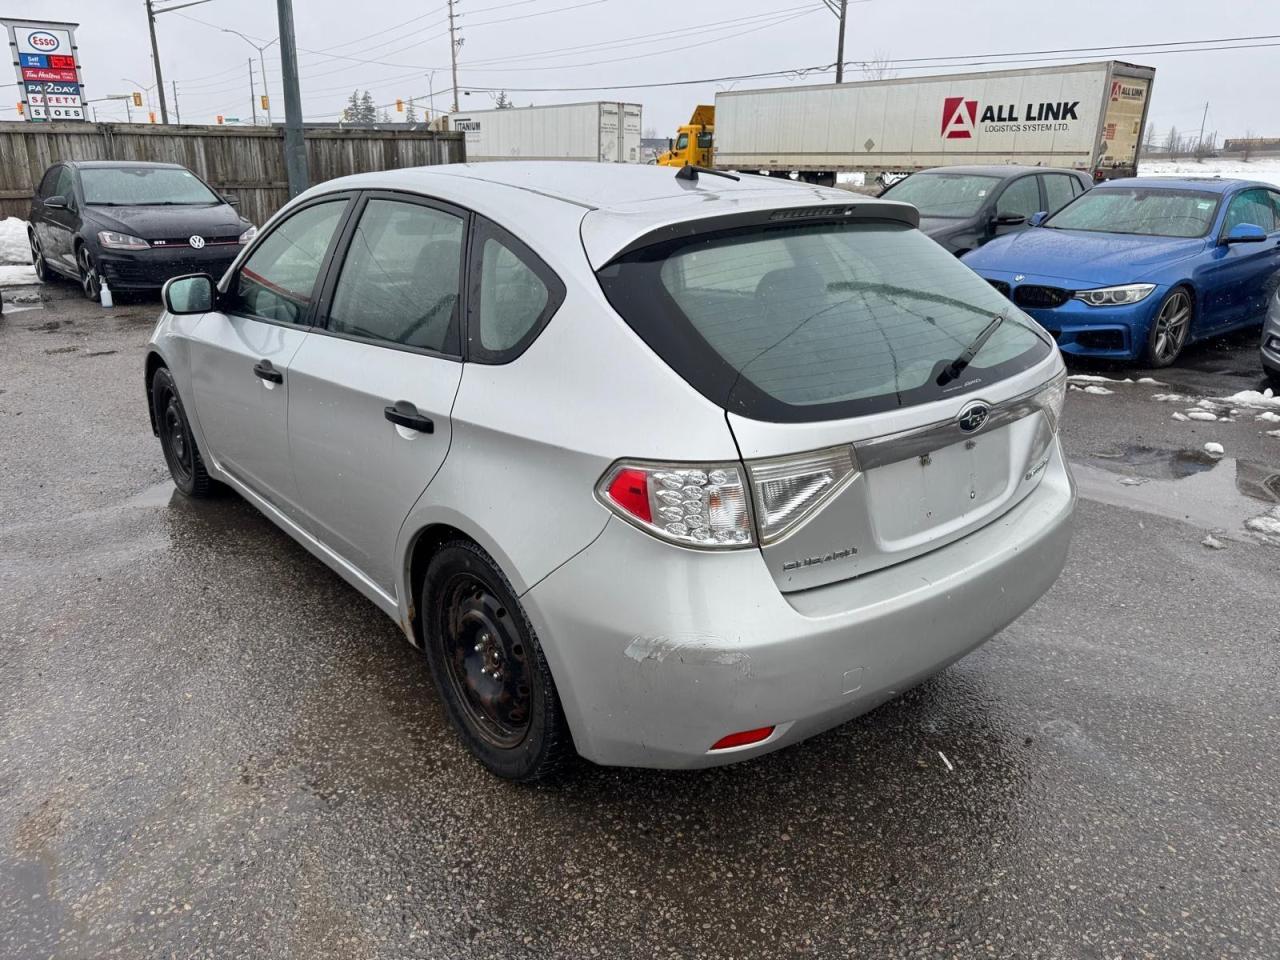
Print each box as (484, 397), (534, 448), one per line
(27, 32), (61, 52)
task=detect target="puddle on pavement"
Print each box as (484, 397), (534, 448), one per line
(124, 482), (177, 510)
(1074, 443), (1280, 537)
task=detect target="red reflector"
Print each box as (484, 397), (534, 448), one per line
(606, 467), (651, 523)
(710, 726), (775, 750)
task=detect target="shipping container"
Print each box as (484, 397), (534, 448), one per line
(714, 61), (1155, 184)
(449, 101), (643, 163)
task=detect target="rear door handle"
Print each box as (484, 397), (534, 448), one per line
(384, 400), (434, 434)
(253, 359), (283, 384)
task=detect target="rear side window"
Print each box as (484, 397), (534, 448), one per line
(37, 166), (61, 198)
(467, 218), (565, 363)
(597, 220), (1051, 422)
(327, 198), (464, 354)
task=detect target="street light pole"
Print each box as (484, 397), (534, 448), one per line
(276, 0), (309, 196)
(144, 0), (169, 122)
(223, 30), (278, 126)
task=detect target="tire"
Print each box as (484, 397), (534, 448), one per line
(1265, 363), (1280, 391)
(1144, 287), (1193, 368)
(77, 243), (101, 302)
(29, 232), (50, 283)
(422, 540), (572, 781)
(151, 366), (215, 498)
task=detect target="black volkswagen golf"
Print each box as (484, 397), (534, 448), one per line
(28, 160), (256, 300)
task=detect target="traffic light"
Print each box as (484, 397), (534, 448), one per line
(148, 111), (156, 123)
(260, 95), (269, 111)
(216, 115), (224, 125)
(396, 98), (404, 113)
(132, 92), (143, 107)
(16, 102), (23, 116)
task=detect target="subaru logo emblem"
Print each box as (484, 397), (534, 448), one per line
(957, 400), (990, 434)
(189, 235), (206, 249)
(1013, 274), (1026, 282)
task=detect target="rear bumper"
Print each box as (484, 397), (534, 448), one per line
(524, 438), (1076, 769)
(97, 244), (240, 291)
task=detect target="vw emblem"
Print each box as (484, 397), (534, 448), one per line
(1013, 274), (1026, 282)
(189, 235), (206, 249)
(957, 401), (991, 434)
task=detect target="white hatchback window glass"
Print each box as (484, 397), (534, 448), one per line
(478, 237), (549, 352)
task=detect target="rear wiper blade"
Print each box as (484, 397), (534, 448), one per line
(936, 314), (1004, 386)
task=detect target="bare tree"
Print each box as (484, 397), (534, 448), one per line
(1142, 122), (1157, 154)
(860, 51), (896, 81)
(1164, 125), (1179, 158)
(1241, 129), (1255, 162)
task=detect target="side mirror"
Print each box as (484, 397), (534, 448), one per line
(162, 273), (216, 315)
(1223, 222), (1267, 245)
(44, 194), (68, 209)
(994, 212), (1028, 227)
(1028, 211), (1049, 227)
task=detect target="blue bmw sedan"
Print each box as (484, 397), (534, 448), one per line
(963, 178), (1280, 366)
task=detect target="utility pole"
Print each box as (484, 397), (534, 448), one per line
(171, 80), (180, 123)
(835, 0), (848, 83)
(447, 0), (460, 113)
(248, 59), (258, 125)
(1197, 101), (1209, 152)
(276, 0), (309, 196)
(144, 0), (170, 123)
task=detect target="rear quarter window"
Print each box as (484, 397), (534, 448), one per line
(598, 219), (1051, 422)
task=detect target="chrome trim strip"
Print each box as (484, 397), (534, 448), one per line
(853, 373), (1063, 471)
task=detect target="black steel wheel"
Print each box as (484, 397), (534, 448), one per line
(77, 244), (101, 302)
(422, 541), (572, 780)
(151, 366), (214, 497)
(29, 233), (50, 283)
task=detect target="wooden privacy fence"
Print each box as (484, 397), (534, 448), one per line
(0, 122), (466, 227)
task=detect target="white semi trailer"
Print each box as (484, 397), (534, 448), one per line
(449, 102), (643, 163)
(713, 61), (1155, 185)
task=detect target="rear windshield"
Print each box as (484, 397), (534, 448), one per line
(597, 219), (1052, 422)
(1043, 187), (1220, 238)
(880, 173), (1001, 218)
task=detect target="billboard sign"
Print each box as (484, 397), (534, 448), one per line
(2, 19), (85, 121)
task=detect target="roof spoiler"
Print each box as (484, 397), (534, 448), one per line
(601, 201), (921, 266)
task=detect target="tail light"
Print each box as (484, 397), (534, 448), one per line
(598, 447), (859, 549)
(598, 461), (753, 548)
(745, 446), (858, 544)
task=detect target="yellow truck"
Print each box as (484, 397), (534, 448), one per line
(657, 105), (714, 168)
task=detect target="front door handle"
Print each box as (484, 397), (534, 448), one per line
(253, 359), (283, 384)
(384, 400), (434, 434)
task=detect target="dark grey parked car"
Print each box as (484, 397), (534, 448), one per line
(880, 165), (1092, 256)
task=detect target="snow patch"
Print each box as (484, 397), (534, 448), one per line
(1140, 158), (1280, 186)
(1203, 441), (1224, 456)
(1185, 410), (1218, 422)
(1200, 534), (1226, 550)
(0, 218), (32, 265)
(1267, 430), (1280, 439)
(0, 263), (39, 287)
(1171, 411), (1189, 421)
(1256, 412), (1280, 423)
(1244, 506), (1280, 541)
(1152, 393), (1190, 403)
(1215, 389), (1280, 411)
(1067, 374), (1130, 384)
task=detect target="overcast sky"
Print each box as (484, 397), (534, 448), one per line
(9, 0), (1279, 142)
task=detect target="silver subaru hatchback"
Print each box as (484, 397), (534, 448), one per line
(146, 162), (1075, 780)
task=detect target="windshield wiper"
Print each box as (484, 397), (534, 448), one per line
(936, 314), (1004, 386)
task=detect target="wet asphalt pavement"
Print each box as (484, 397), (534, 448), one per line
(2, 282), (1279, 959)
